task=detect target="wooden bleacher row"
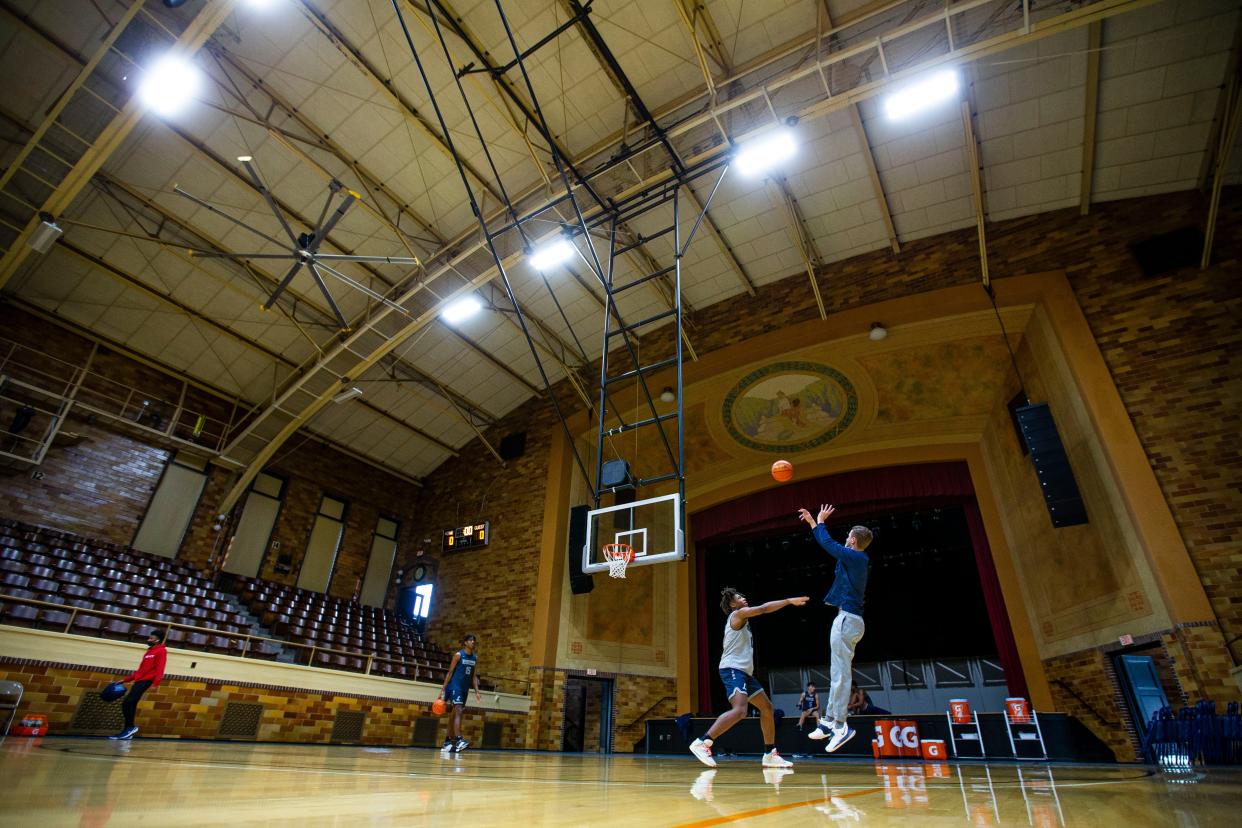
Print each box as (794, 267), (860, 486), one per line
(0, 519), (484, 688)
(233, 577), (454, 682)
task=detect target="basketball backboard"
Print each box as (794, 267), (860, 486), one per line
(582, 492), (683, 575)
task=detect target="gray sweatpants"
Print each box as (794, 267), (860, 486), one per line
(826, 610), (865, 724)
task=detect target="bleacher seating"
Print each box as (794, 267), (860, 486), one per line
(0, 518), (471, 687)
(0, 519), (280, 659)
(231, 576), (452, 682)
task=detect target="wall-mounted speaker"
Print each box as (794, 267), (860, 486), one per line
(499, 431), (527, 460)
(1015, 403), (1088, 528)
(567, 504), (594, 594)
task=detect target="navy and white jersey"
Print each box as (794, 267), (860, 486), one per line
(447, 648), (477, 690)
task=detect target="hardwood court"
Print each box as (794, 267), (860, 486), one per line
(1, 738), (1236, 826)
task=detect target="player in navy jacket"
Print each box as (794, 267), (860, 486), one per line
(798, 504), (873, 753)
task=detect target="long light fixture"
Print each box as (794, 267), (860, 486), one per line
(137, 54), (202, 117)
(884, 69), (959, 121)
(441, 296), (482, 324)
(528, 239), (574, 271)
(735, 129), (797, 177)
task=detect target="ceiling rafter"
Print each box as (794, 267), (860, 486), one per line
(52, 232), (459, 457)
(149, 0), (1159, 513)
(205, 24), (593, 411)
(293, 0), (503, 209)
(206, 42), (446, 252)
(771, 177), (828, 320)
(6, 295), (424, 488)
(93, 175), (496, 430)
(2, 15), (557, 418)
(0, 0), (239, 288)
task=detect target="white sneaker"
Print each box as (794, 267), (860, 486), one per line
(763, 767), (793, 790)
(808, 722), (831, 740)
(690, 769), (717, 801)
(826, 724), (855, 753)
(689, 738), (717, 768)
(761, 749), (793, 768)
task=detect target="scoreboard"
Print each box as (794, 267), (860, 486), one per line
(443, 522), (489, 552)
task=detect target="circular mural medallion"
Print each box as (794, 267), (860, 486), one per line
(722, 361), (858, 452)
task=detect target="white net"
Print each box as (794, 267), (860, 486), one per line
(603, 544), (633, 579)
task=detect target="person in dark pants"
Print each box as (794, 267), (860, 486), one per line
(110, 629), (167, 740)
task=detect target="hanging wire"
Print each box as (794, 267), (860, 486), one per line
(985, 283), (1029, 405)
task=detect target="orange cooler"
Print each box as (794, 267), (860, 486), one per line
(1006, 697), (1031, 722)
(949, 698), (972, 723)
(920, 739), (947, 760)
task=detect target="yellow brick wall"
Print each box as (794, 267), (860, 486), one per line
(1, 659), (526, 748)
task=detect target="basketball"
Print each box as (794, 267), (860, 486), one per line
(771, 460), (793, 482)
(432, 698), (447, 716)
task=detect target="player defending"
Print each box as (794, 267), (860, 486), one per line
(797, 504), (872, 753)
(796, 681), (820, 732)
(689, 589), (808, 769)
(437, 634), (480, 753)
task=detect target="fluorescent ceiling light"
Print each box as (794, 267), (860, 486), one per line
(441, 296), (481, 324)
(332, 386), (363, 404)
(137, 54), (202, 117)
(735, 129), (797, 177)
(528, 239), (574, 271)
(884, 69), (959, 121)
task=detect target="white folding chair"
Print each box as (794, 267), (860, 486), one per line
(0, 680), (23, 736)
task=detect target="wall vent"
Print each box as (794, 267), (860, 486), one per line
(218, 702), (264, 739)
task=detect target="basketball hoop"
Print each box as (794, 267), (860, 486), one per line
(602, 543), (635, 579)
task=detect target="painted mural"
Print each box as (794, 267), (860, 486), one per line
(722, 361), (858, 452)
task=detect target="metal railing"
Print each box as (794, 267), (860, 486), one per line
(0, 592), (530, 696)
(0, 335), (240, 457)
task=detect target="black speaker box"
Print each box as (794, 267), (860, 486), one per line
(567, 504), (594, 594)
(601, 458), (634, 489)
(499, 431), (527, 460)
(1015, 402), (1089, 528)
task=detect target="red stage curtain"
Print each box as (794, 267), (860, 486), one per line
(691, 461), (1028, 707)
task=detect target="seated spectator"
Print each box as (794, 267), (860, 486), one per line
(847, 684), (890, 716)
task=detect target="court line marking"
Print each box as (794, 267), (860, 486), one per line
(27, 742), (1158, 790)
(672, 786), (887, 827)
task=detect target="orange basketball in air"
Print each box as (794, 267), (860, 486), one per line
(771, 460), (793, 482)
(432, 698), (447, 716)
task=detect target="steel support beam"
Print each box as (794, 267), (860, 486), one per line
(772, 178), (827, 320)
(211, 0), (1155, 513)
(0, 0), (239, 288)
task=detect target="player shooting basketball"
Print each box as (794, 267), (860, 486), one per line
(689, 589), (808, 769)
(438, 634), (480, 753)
(797, 504), (873, 753)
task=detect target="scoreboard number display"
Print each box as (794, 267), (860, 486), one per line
(443, 522), (489, 552)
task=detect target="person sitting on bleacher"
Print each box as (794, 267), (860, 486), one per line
(848, 684), (889, 716)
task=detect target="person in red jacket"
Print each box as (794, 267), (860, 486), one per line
(110, 628), (167, 740)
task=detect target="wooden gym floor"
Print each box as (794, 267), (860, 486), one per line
(1, 738), (1237, 826)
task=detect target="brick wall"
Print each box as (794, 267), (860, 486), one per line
(0, 416), (167, 545)
(0, 659), (526, 747)
(402, 405), (560, 683)
(1, 305), (423, 598)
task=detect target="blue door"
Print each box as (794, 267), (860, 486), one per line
(1116, 655), (1168, 734)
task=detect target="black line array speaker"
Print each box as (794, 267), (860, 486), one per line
(1015, 402), (1088, 528)
(568, 504), (594, 595)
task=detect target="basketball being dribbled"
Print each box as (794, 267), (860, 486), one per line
(771, 460), (793, 482)
(432, 698), (447, 716)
